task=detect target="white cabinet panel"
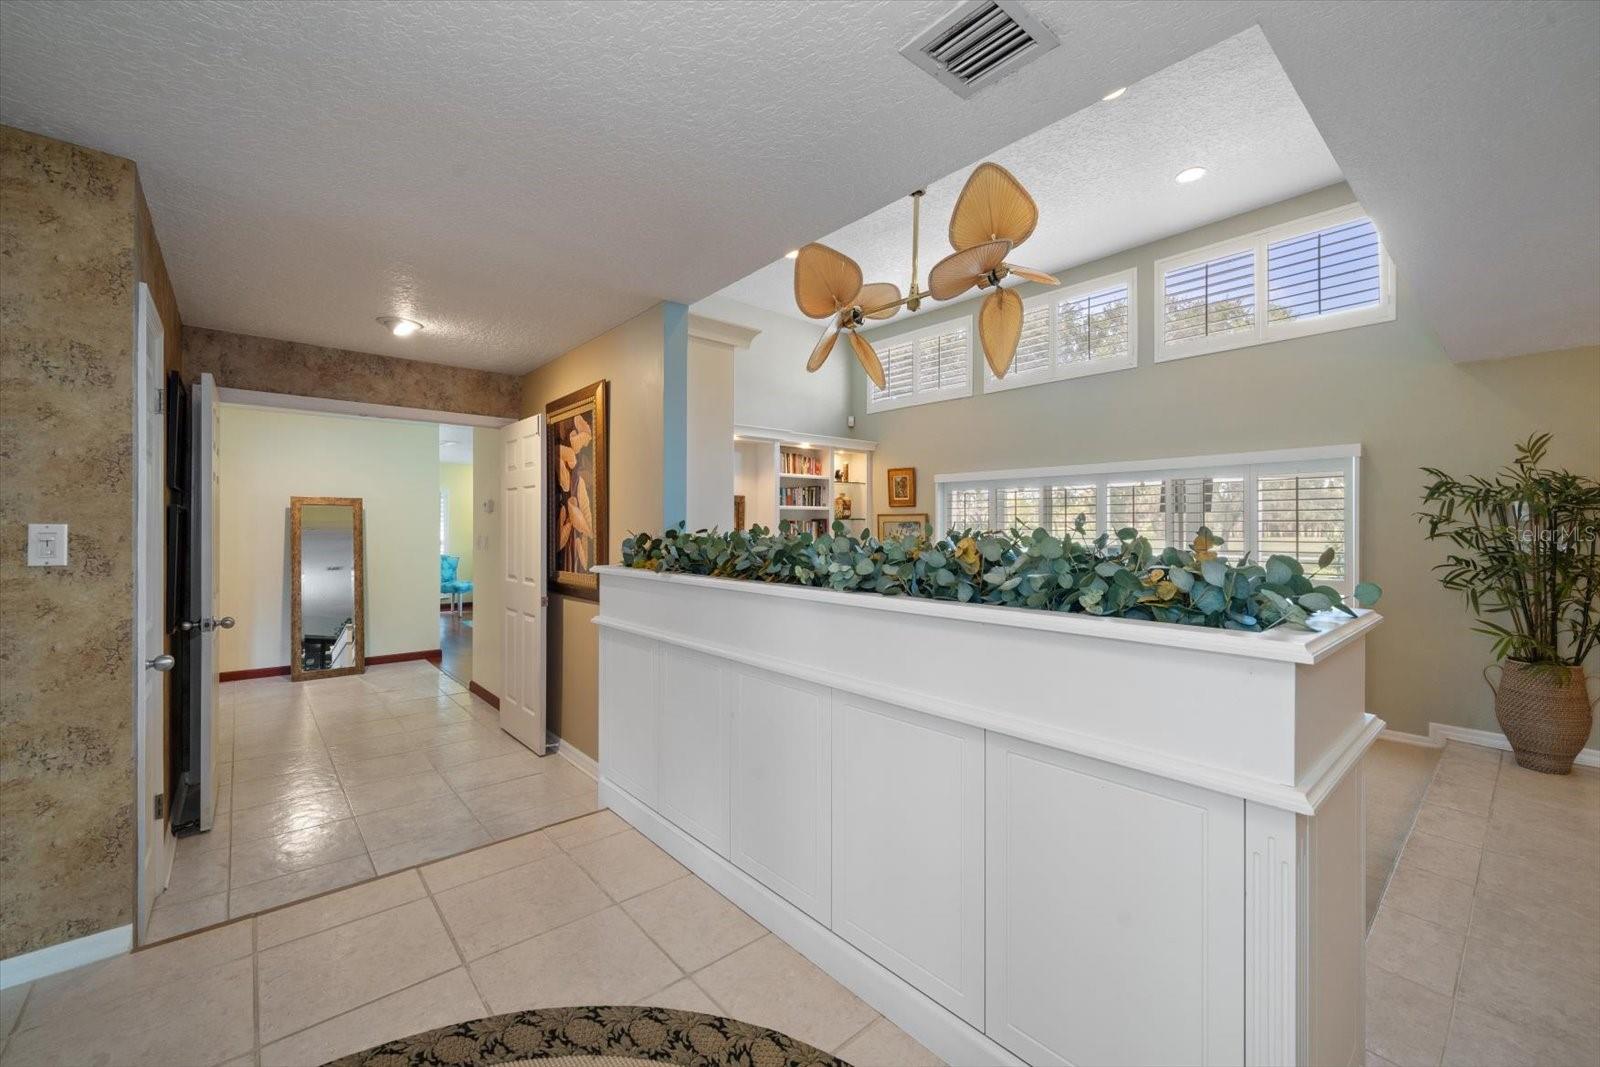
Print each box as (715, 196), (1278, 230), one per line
(658, 650), (730, 856)
(730, 667), (831, 924)
(598, 630), (659, 806)
(986, 733), (1244, 1067)
(832, 693), (985, 1028)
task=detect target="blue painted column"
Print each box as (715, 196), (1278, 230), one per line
(661, 301), (689, 531)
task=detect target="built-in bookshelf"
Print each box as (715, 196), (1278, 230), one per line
(733, 425), (877, 536)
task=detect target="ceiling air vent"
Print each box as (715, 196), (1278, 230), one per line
(901, 0), (1059, 99)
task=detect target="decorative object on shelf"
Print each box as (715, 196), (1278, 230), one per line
(546, 379), (609, 600)
(734, 494), (745, 531)
(877, 513), (927, 540)
(791, 162), (1058, 384)
(887, 466), (917, 508)
(1419, 433), (1599, 773)
(623, 519), (1379, 631)
(834, 491), (852, 520)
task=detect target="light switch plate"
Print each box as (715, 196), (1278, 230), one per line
(27, 523), (68, 567)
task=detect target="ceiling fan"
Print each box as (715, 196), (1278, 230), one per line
(793, 162), (1057, 384)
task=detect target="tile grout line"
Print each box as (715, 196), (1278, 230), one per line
(1436, 749), (1504, 1060)
(420, 874), (494, 1017)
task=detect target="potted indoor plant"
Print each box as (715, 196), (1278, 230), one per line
(1419, 434), (1600, 773)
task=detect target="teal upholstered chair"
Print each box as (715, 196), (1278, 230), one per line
(440, 554), (473, 615)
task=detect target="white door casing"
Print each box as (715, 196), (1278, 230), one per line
(194, 372), (221, 830)
(134, 283), (172, 940)
(499, 414), (547, 753)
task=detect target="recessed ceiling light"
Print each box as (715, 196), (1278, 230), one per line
(1175, 167), (1207, 184)
(1101, 86), (1127, 101)
(784, 249), (800, 260)
(377, 315), (423, 337)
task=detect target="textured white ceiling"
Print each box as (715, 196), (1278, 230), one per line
(717, 28), (1340, 323)
(1, 2), (1594, 369)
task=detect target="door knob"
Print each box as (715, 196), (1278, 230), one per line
(145, 654), (175, 672)
(216, 616), (235, 629)
(180, 620), (201, 632)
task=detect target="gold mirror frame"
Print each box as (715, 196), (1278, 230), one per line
(289, 496), (366, 682)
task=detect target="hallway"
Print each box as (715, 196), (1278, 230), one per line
(438, 608), (472, 686)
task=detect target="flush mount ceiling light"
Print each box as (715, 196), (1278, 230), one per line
(377, 315), (423, 337)
(1175, 166), (1208, 184)
(793, 162), (1058, 386)
(1101, 86), (1127, 101)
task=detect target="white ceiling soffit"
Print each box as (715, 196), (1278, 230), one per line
(438, 423), (473, 464)
(1, 2), (1594, 370)
(717, 26), (1341, 323)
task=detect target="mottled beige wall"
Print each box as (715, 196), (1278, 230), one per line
(183, 326), (521, 420)
(0, 126), (139, 958)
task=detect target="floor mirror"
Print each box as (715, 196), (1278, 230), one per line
(289, 496), (365, 681)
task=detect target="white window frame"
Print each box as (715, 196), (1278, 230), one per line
(866, 316), (975, 413)
(983, 267), (1139, 394)
(934, 444), (1361, 591)
(439, 488), (450, 554)
(1155, 203), (1395, 363)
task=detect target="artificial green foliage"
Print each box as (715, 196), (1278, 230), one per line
(621, 516), (1379, 632)
(1419, 433), (1600, 666)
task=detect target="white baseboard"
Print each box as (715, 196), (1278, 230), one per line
(547, 732), (599, 781)
(1428, 723), (1600, 768)
(1377, 728), (1443, 748)
(0, 924), (132, 989)
(601, 779), (1025, 1067)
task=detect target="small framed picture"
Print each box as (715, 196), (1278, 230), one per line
(877, 513), (928, 541)
(886, 467), (917, 508)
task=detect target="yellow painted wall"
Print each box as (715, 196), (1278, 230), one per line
(440, 461), (474, 583)
(854, 183), (1600, 743)
(217, 405), (441, 671)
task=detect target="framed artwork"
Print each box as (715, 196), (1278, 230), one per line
(887, 467), (917, 508)
(546, 379), (609, 600)
(877, 513), (928, 541)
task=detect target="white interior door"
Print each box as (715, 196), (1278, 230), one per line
(499, 414), (547, 753)
(193, 372), (221, 830)
(134, 283), (173, 940)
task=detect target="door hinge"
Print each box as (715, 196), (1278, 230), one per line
(154, 391), (165, 415)
(153, 793), (165, 819)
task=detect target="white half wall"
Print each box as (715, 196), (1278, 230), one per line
(217, 404), (440, 671)
(692, 295), (852, 438)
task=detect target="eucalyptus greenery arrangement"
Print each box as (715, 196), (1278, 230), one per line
(622, 518), (1380, 632)
(1419, 433), (1600, 667)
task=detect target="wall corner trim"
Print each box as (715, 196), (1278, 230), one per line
(661, 301), (690, 530)
(688, 314), (761, 350)
(0, 924), (132, 989)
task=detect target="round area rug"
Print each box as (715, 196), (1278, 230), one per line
(324, 1005), (850, 1067)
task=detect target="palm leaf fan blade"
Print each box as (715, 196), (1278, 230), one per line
(949, 163), (1039, 251)
(927, 240), (1011, 301)
(806, 325), (839, 372)
(793, 243), (864, 319)
(848, 330), (886, 390)
(978, 287), (1024, 379)
(1006, 265), (1059, 286)
(855, 282), (902, 320)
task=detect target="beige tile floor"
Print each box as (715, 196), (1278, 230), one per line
(0, 811), (941, 1067)
(1364, 739), (1443, 928)
(1365, 741), (1600, 1067)
(148, 661), (600, 941)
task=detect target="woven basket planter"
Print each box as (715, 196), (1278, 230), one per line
(1486, 661), (1596, 774)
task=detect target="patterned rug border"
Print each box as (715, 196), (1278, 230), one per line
(324, 1004), (851, 1067)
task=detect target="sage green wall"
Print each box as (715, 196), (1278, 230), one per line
(854, 182), (1600, 742)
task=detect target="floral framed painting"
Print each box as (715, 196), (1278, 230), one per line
(887, 467), (917, 508)
(546, 379), (609, 600)
(877, 513), (928, 541)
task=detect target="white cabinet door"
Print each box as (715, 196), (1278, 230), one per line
(658, 649), (730, 856)
(730, 667), (831, 923)
(598, 630), (659, 806)
(986, 733), (1244, 1067)
(832, 693), (985, 1028)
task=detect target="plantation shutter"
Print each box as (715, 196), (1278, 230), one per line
(1257, 471), (1347, 580)
(1162, 249), (1256, 346)
(997, 486), (1044, 532)
(1171, 476), (1246, 551)
(917, 325), (970, 396)
(1106, 480), (1166, 541)
(1008, 303), (1052, 379)
(1058, 282), (1132, 367)
(871, 337), (916, 404)
(1267, 217), (1381, 323)
(1049, 483), (1098, 540)
(946, 486), (994, 532)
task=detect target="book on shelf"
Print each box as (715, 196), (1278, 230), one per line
(781, 451), (824, 476)
(780, 516), (829, 538)
(778, 484), (825, 507)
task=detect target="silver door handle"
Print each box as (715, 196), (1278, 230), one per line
(145, 654), (175, 672)
(216, 616), (235, 629)
(180, 620), (201, 632)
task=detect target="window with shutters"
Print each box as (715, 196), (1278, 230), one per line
(1155, 203), (1393, 362)
(867, 318), (974, 411)
(983, 269), (1137, 393)
(935, 446), (1360, 590)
